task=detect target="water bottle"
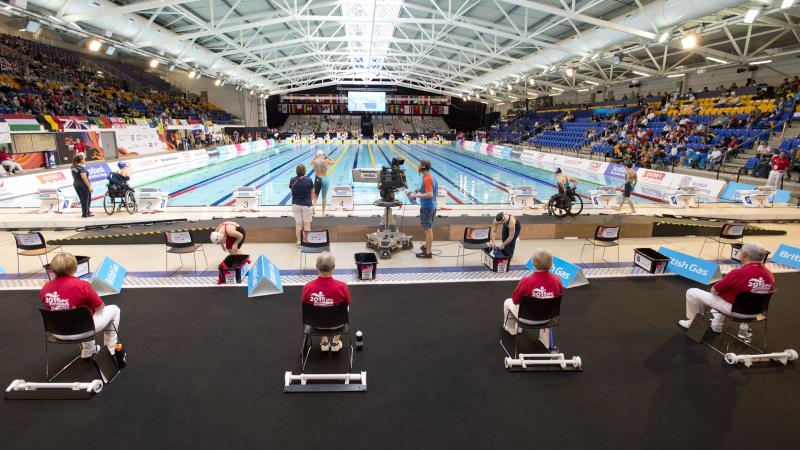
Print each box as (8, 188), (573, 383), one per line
(355, 330), (364, 350)
(737, 323), (750, 340)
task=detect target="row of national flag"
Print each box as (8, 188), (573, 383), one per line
(0, 114), (208, 132)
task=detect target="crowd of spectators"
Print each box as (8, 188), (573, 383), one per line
(0, 34), (236, 123)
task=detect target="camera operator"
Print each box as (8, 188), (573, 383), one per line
(407, 160), (437, 258)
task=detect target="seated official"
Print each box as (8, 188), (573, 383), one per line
(40, 253), (125, 367)
(679, 243), (774, 333)
(301, 252), (351, 352)
(492, 212), (521, 258)
(503, 249), (563, 345)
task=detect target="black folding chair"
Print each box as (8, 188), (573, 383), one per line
(299, 302), (352, 371)
(458, 226), (491, 269)
(698, 223), (745, 260)
(300, 230), (331, 271)
(164, 230), (208, 274)
(13, 231), (62, 278)
(39, 307), (120, 382)
(505, 296), (562, 358)
(692, 291), (773, 357)
(580, 225), (620, 263)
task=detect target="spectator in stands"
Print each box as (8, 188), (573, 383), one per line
(705, 147), (723, 171)
(40, 252), (125, 366)
(290, 164), (314, 247)
(408, 160), (437, 258)
(679, 243), (773, 333)
(301, 252), (351, 352)
(768, 151), (791, 186)
(502, 248), (563, 347)
(754, 154), (772, 178)
(756, 141), (771, 156)
(71, 154), (93, 218)
(0, 146), (23, 174)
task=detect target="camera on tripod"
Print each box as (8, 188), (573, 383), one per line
(378, 157), (407, 203)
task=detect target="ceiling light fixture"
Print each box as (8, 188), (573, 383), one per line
(681, 34), (697, 49)
(667, 73), (686, 78)
(706, 56), (728, 64)
(781, 0), (796, 9)
(214, 79), (221, 86)
(585, 80), (599, 86)
(87, 39), (102, 52)
(658, 32), (670, 43)
(565, 66), (575, 77)
(749, 59), (772, 65)
(188, 70), (196, 79)
(632, 70), (651, 77)
(489, 88), (496, 96)
(528, 77), (535, 85)
(743, 8), (760, 24)
(149, 59), (159, 68)
(577, 88), (589, 92)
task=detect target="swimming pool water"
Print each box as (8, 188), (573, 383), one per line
(102, 143), (667, 207)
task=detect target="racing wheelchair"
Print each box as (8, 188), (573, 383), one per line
(103, 184), (137, 215)
(547, 187), (583, 217)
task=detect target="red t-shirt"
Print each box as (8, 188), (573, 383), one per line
(40, 275), (103, 314)
(73, 142), (85, 154)
(713, 263), (774, 303)
(0, 152), (10, 162)
(302, 276), (351, 307)
(511, 271), (563, 305)
(772, 156), (790, 171)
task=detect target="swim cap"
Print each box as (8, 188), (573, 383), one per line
(210, 232), (221, 244)
(316, 150), (325, 157)
(117, 162), (129, 169)
(555, 168), (563, 174)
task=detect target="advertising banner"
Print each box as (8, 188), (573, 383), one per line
(115, 128), (168, 156)
(247, 255), (284, 297)
(658, 247), (722, 285)
(771, 244), (800, 269)
(526, 255), (588, 288)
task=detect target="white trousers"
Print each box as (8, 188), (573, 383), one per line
(767, 169), (784, 187)
(685, 288), (731, 331)
(1, 160), (23, 173)
(503, 298), (552, 349)
(54, 305), (121, 357)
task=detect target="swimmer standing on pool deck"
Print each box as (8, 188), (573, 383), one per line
(311, 150), (334, 216)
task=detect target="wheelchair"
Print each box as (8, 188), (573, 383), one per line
(103, 185), (137, 215)
(547, 187), (583, 217)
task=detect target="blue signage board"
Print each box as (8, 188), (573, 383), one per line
(658, 247), (721, 285)
(248, 255), (284, 297)
(526, 255), (588, 288)
(771, 244), (800, 269)
(90, 256), (127, 296)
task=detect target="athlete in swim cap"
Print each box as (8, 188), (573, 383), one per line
(311, 150), (334, 216)
(211, 221), (245, 255)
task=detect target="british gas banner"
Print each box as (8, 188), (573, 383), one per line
(658, 247), (722, 285)
(526, 255), (588, 288)
(771, 244), (800, 269)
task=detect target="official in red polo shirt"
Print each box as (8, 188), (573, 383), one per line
(40, 253), (125, 367)
(301, 252), (351, 352)
(503, 248), (563, 347)
(679, 243), (774, 333)
(768, 151), (791, 187)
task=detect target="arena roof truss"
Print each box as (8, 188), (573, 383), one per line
(10, 0), (800, 100)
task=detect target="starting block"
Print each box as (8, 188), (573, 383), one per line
(503, 353), (582, 371)
(589, 186), (620, 209)
(232, 186), (261, 212)
(284, 371), (367, 392)
(664, 186), (699, 208)
(436, 188), (448, 206)
(5, 379), (104, 400)
(509, 185), (537, 209)
(330, 185), (354, 211)
(723, 349), (798, 367)
(736, 186), (774, 208)
(136, 187), (169, 213)
(37, 188), (75, 214)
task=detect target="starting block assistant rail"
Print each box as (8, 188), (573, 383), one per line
(503, 353), (583, 371)
(283, 371), (367, 393)
(723, 349), (798, 367)
(5, 379), (103, 400)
